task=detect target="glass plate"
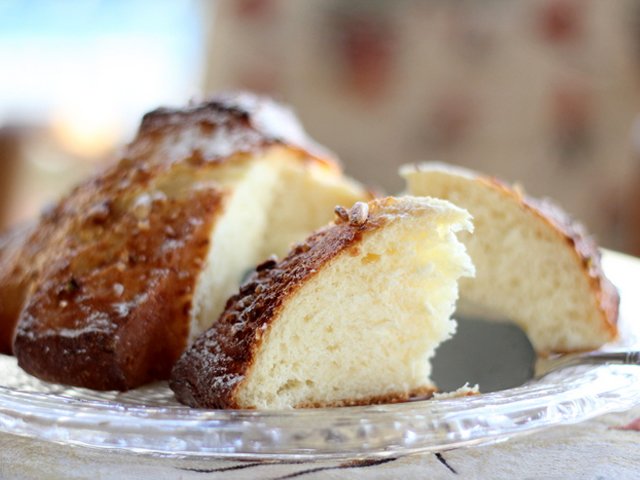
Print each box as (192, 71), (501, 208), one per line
(0, 251), (638, 460)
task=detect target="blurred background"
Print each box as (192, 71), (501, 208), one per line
(2, 0), (640, 254)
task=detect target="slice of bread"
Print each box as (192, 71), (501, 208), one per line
(170, 197), (475, 409)
(402, 162), (619, 353)
(9, 93), (369, 389)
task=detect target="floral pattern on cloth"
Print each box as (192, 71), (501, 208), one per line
(204, 0), (640, 254)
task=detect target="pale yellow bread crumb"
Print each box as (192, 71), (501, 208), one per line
(170, 196), (475, 409)
(402, 162), (619, 354)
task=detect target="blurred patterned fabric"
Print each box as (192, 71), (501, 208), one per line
(203, 0), (640, 253)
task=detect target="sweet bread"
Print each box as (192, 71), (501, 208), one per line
(8, 93), (368, 389)
(402, 162), (618, 353)
(170, 197), (474, 409)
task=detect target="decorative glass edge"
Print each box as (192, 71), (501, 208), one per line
(0, 364), (639, 460)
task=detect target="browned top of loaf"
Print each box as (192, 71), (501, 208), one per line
(135, 92), (337, 168)
(7, 92), (338, 389)
(170, 201), (389, 409)
(483, 176), (619, 342)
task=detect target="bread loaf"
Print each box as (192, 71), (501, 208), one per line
(6, 93), (369, 389)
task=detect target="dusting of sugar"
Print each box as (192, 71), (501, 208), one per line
(147, 124), (265, 165)
(132, 193), (152, 220)
(161, 238), (184, 253)
(113, 283), (124, 297)
(42, 311), (116, 339)
(213, 373), (244, 391)
(113, 293), (149, 318)
(132, 93), (338, 168)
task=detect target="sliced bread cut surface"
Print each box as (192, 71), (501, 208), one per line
(402, 162), (619, 353)
(170, 197), (474, 409)
(9, 93), (369, 390)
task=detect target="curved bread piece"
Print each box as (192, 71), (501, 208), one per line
(9, 92), (368, 389)
(402, 162), (618, 353)
(170, 197), (474, 409)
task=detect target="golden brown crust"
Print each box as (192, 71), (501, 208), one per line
(15, 189), (224, 390)
(170, 204), (389, 409)
(481, 176), (619, 341)
(8, 92), (340, 390)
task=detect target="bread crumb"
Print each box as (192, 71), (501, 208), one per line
(432, 383), (480, 399)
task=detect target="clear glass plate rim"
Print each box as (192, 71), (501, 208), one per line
(1, 364), (640, 459)
(0, 365), (631, 420)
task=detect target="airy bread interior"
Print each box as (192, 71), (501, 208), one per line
(234, 197), (474, 409)
(402, 164), (616, 353)
(190, 147), (367, 340)
(260, 159), (369, 258)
